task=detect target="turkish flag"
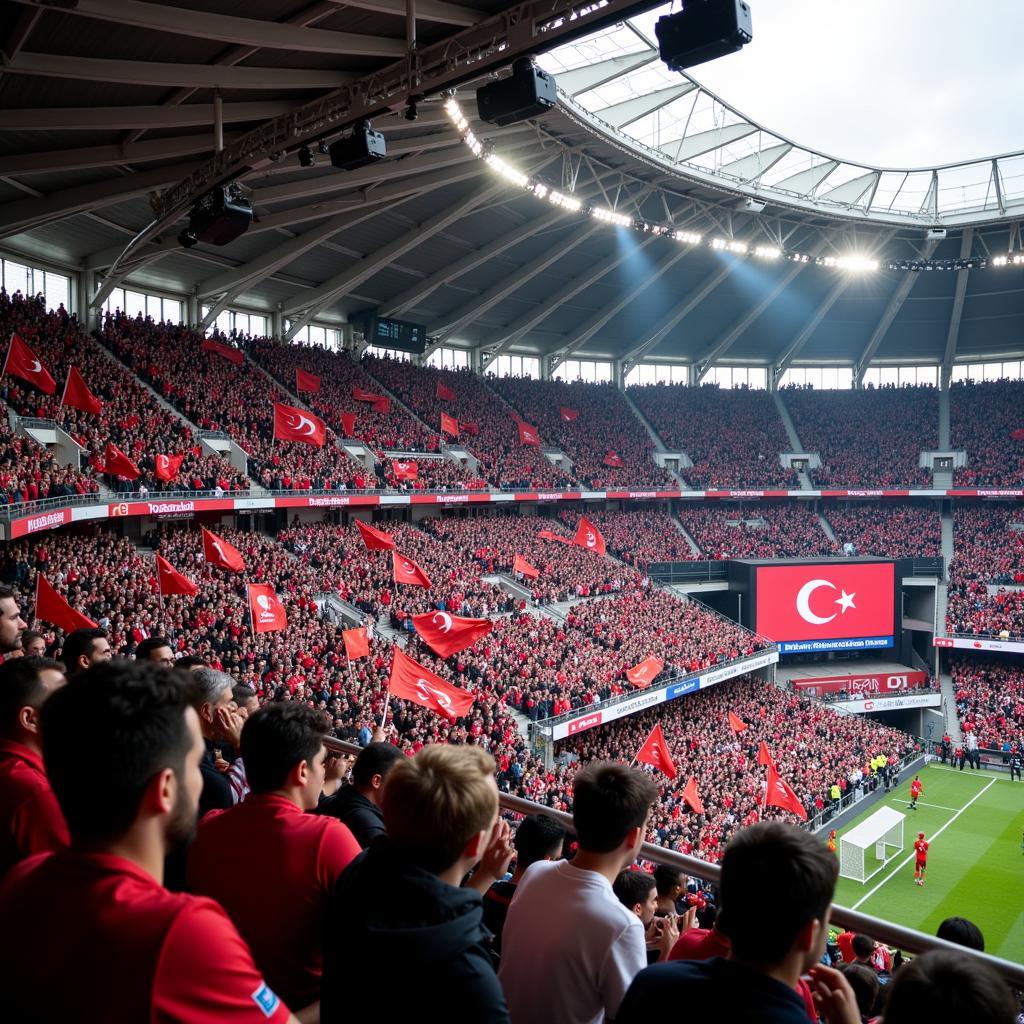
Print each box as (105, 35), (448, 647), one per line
(603, 451), (624, 468)
(61, 366), (102, 416)
(388, 647), (474, 721)
(461, 421), (479, 436)
(512, 554), (539, 579)
(755, 562), (895, 643)
(342, 626), (370, 661)
(441, 413), (460, 437)
(296, 368), (321, 393)
(104, 443), (140, 480)
(626, 656), (664, 689)
(757, 741), (776, 769)
(273, 402), (326, 446)
(340, 412), (357, 436)
(682, 776), (704, 814)
(573, 516), (606, 556)
(559, 407), (578, 422)
(412, 610), (493, 658)
(36, 574), (97, 633)
(372, 396), (391, 414)
(636, 724), (677, 780)
(727, 711), (748, 733)
(392, 460), (418, 481)
(356, 519), (396, 551)
(201, 339), (243, 365)
(436, 381), (456, 401)
(765, 764), (808, 820)
(154, 453), (184, 482)
(392, 551), (431, 588)
(352, 386), (382, 402)
(247, 584), (288, 634)
(538, 529), (572, 544)
(4, 333), (56, 394)
(156, 554), (198, 597)
(517, 420), (541, 447)
(202, 528), (245, 572)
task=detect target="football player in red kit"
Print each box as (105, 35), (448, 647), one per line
(913, 831), (929, 886)
(908, 775), (923, 810)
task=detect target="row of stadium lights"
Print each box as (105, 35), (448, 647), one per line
(445, 98), (1022, 275)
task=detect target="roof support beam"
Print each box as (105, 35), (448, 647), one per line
(772, 278), (852, 383)
(941, 227), (974, 389)
(0, 101), (295, 132)
(321, 0), (479, 25)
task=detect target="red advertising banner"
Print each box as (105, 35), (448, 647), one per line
(791, 670), (929, 697)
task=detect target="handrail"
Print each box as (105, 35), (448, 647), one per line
(322, 736), (1024, 988)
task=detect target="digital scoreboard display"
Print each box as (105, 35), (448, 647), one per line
(365, 315), (427, 354)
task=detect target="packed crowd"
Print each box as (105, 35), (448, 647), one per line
(781, 384), (936, 488)
(363, 356), (575, 490)
(0, 413), (97, 505)
(822, 502), (942, 558)
(951, 380), (1024, 487)
(554, 508), (697, 565)
(627, 384), (798, 489)
(676, 504), (836, 559)
(489, 377), (673, 488)
(950, 656), (1024, 750)
(0, 293), (246, 495)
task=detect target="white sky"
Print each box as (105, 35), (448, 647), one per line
(631, 0), (1024, 167)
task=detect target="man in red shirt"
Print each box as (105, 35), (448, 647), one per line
(913, 831), (929, 886)
(0, 660), (300, 1023)
(908, 775), (923, 811)
(0, 656), (68, 878)
(189, 702), (361, 1014)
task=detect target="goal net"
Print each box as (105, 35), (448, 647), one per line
(838, 806), (905, 883)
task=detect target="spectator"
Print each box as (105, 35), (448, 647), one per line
(135, 635), (175, 667)
(499, 761), (659, 1024)
(653, 864), (687, 918)
(0, 656), (68, 877)
(188, 702), (361, 1014)
(0, 659), (299, 1022)
(321, 744), (512, 1024)
(0, 584), (27, 654)
(667, 903), (731, 961)
(232, 684), (260, 718)
(834, 962), (878, 1023)
(192, 667), (246, 814)
(20, 629), (46, 657)
(317, 740), (404, 848)
(60, 627), (111, 677)
(613, 868), (680, 965)
(935, 915), (985, 951)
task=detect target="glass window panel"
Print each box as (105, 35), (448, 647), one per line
(879, 367), (898, 387)
(951, 364), (968, 383)
(146, 295), (161, 320)
(4, 261), (29, 297)
(43, 272), (70, 311)
(983, 361), (1002, 381)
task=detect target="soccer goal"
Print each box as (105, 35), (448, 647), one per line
(838, 806), (905, 883)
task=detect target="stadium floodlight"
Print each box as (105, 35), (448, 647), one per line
(591, 207), (633, 228)
(486, 153), (529, 188)
(821, 255), (879, 273)
(674, 230), (703, 245)
(754, 245), (782, 260)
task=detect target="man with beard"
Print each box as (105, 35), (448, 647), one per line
(0, 660), (300, 1023)
(0, 585), (27, 655)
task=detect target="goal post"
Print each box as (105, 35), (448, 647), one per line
(838, 806), (905, 883)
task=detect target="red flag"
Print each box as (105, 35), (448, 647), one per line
(682, 776), (704, 813)
(392, 551), (431, 588)
(103, 443), (140, 480)
(154, 453), (184, 482)
(559, 407), (578, 422)
(765, 764), (808, 820)
(36, 574), (97, 633)
(273, 402), (326, 446)
(392, 460), (418, 481)
(1012, 429), (1024, 441)
(247, 584), (288, 634)
(441, 412), (460, 437)
(356, 519), (396, 551)
(201, 338), (243, 365)
(156, 554), (198, 597)
(202, 528), (245, 572)
(636, 724), (677, 780)
(388, 647), (474, 721)
(461, 421), (479, 436)
(296, 368), (321, 393)
(4, 333), (56, 394)
(352, 386), (382, 402)
(517, 420), (541, 447)
(757, 741), (776, 769)
(340, 412), (357, 436)
(61, 366), (102, 416)
(412, 610), (493, 659)
(626, 656), (664, 689)
(512, 554), (539, 579)
(342, 626), (370, 661)
(371, 396), (391, 415)
(573, 516), (606, 556)
(728, 711), (748, 733)
(436, 381), (456, 401)
(538, 529), (573, 545)
(603, 451), (624, 468)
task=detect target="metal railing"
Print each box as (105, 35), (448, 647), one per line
(321, 735), (1024, 989)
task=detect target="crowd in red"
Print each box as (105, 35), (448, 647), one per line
(823, 502), (942, 558)
(950, 656), (1024, 750)
(781, 385), (936, 488)
(557, 508), (697, 565)
(677, 504), (836, 559)
(0, 411), (97, 505)
(951, 380), (1024, 487)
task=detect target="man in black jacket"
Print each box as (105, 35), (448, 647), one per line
(321, 744), (513, 1023)
(318, 741), (403, 847)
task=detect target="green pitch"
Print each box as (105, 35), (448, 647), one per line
(831, 763), (1024, 964)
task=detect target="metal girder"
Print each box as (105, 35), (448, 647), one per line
(695, 239), (827, 380)
(430, 222), (600, 342)
(592, 83), (695, 129)
(854, 239), (940, 384)
(661, 124), (758, 163)
(482, 234), (661, 366)
(19, 0), (406, 57)
(772, 278), (851, 381)
(548, 246), (689, 366)
(941, 227), (974, 387)
(556, 50), (659, 97)
(0, 102), (295, 132)
(2, 52), (354, 90)
(199, 290), (242, 331)
(321, 0), (479, 25)
(719, 143), (792, 185)
(821, 171), (878, 206)
(0, 7), (40, 74)
(771, 161), (839, 195)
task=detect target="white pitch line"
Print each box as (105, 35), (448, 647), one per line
(852, 775), (997, 911)
(911, 801), (962, 812)
(928, 764), (1010, 783)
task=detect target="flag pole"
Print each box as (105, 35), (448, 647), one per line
(379, 690), (391, 731)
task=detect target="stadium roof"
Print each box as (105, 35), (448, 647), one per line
(0, 0), (1021, 377)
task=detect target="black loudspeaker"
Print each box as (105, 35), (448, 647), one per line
(189, 186), (253, 246)
(655, 0), (753, 72)
(476, 59), (558, 127)
(329, 123), (387, 171)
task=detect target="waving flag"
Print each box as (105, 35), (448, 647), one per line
(603, 451), (624, 468)
(154, 453), (184, 482)
(340, 412), (357, 436)
(517, 420), (541, 447)
(392, 460), (418, 481)
(727, 711), (748, 733)
(156, 554), (198, 597)
(352, 386), (382, 403)
(202, 528), (245, 572)
(392, 551), (431, 588)
(436, 381), (456, 401)
(461, 421), (479, 436)
(573, 516), (606, 556)
(36, 574), (97, 633)
(388, 647), (474, 721)
(626, 656), (664, 689)
(342, 626), (370, 661)
(356, 519), (396, 551)
(296, 368), (321, 393)
(765, 764), (808, 821)
(559, 407), (578, 422)
(682, 776), (704, 814)
(61, 366), (102, 416)
(538, 529), (573, 545)
(441, 412), (460, 437)
(372, 396), (391, 414)
(273, 402), (326, 446)
(636, 724), (677, 780)
(201, 338), (243, 365)
(757, 741), (776, 769)
(412, 610), (493, 658)
(4, 333), (55, 394)
(247, 584), (288, 634)
(512, 554), (539, 579)
(103, 443), (140, 481)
